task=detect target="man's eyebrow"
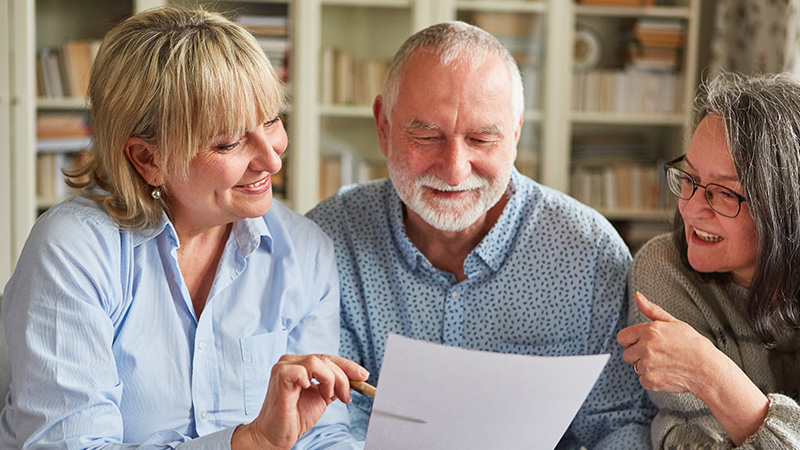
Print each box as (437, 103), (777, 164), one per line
(405, 118), (439, 130)
(473, 124), (504, 135)
(403, 119), (504, 135)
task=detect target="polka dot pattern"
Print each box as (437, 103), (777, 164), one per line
(307, 169), (656, 447)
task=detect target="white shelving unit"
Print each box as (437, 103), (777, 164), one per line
(3, 0), (702, 290)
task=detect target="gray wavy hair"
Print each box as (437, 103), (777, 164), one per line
(674, 72), (800, 345)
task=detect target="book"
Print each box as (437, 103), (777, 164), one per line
(61, 40), (94, 99)
(236, 15), (288, 36)
(36, 113), (90, 138)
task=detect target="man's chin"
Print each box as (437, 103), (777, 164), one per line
(415, 207), (483, 232)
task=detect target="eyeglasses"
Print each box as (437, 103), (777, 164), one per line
(663, 155), (747, 218)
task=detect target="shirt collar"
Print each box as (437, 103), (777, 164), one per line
(388, 168), (525, 275)
(129, 211), (273, 257)
(468, 168), (524, 273)
(233, 215), (273, 257)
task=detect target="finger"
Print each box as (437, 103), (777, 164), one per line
(304, 355), (357, 404)
(316, 355), (372, 404)
(321, 354), (370, 381)
(635, 291), (677, 323)
(621, 343), (643, 366)
(617, 323), (646, 348)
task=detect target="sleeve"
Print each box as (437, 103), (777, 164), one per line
(627, 238), (800, 450)
(289, 224), (364, 450)
(737, 394), (800, 450)
(1, 208), (235, 450)
(566, 226), (657, 449)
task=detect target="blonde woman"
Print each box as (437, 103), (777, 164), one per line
(0, 8), (366, 449)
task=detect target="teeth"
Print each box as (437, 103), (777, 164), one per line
(243, 177), (268, 188)
(694, 228), (723, 242)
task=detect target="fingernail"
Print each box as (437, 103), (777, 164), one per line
(360, 368), (369, 378)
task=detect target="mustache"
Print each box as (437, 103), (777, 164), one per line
(414, 173), (489, 191)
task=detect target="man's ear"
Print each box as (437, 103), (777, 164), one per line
(373, 95), (390, 158)
(125, 137), (162, 186)
(513, 115), (524, 145)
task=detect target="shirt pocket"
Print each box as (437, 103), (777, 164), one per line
(240, 330), (289, 416)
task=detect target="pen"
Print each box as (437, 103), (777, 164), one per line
(349, 379), (377, 398)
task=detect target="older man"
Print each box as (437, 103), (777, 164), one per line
(307, 21), (655, 448)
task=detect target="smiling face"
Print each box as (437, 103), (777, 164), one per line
(377, 49), (521, 232)
(164, 117), (287, 234)
(680, 114), (759, 286)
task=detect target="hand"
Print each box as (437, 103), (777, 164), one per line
(618, 292), (769, 446)
(617, 292), (722, 394)
(233, 354), (369, 450)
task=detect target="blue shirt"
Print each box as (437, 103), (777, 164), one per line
(307, 170), (656, 449)
(0, 194), (360, 450)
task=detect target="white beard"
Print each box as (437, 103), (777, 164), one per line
(388, 160), (510, 232)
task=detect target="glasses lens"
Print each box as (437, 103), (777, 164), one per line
(666, 167), (694, 199)
(706, 184), (741, 217)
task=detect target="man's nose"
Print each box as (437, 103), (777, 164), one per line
(435, 139), (471, 186)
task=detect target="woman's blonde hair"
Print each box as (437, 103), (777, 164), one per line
(67, 7), (285, 229)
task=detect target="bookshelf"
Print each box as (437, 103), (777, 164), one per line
(3, 0), (703, 290)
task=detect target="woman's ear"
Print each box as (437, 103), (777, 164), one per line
(125, 137), (162, 186)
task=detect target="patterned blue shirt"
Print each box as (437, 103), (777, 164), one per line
(1, 194), (360, 450)
(307, 169), (655, 449)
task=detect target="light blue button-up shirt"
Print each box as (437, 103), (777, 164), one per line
(307, 169), (657, 449)
(0, 194), (360, 450)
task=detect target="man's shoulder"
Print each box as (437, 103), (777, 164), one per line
(307, 179), (393, 231)
(514, 174), (619, 239)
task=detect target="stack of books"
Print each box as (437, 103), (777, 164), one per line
(570, 134), (666, 212)
(319, 47), (389, 106)
(629, 19), (685, 71)
(36, 40), (100, 99)
(36, 113), (92, 201)
(237, 15), (291, 82)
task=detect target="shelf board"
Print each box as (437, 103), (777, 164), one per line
(37, 97), (89, 110)
(575, 5), (691, 19)
(456, 1), (547, 13)
(598, 208), (673, 221)
(571, 111), (685, 126)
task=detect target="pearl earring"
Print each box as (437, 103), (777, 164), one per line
(150, 187), (162, 200)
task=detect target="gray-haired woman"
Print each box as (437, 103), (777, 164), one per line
(619, 72), (800, 449)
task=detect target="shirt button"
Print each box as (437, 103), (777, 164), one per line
(451, 290), (459, 298)
(200, 410), (208, 420)
(197, 340), (206, 351)
(422, 261), (430, 269)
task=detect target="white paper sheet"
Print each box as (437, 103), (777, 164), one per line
(364, 334), (609, 450)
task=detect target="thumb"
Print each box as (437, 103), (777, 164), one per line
(635, 291), (677, 322)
